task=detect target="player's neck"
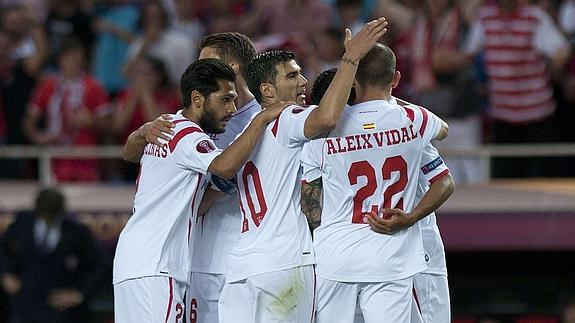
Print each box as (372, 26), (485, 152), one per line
(181, 108), (201, 126)
(235, 78), (255, 109)
(355, 87), (392, 103)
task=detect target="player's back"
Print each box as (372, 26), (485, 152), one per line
(114, 113), (218, 285)
(226, 105), (315, 283)
(302, 99), (442, 282)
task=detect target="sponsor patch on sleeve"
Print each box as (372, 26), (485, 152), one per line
(196, 140), (216, 153)
(421, 157), (444, 175)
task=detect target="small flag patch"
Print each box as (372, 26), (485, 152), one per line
(363, 122), (376, 130)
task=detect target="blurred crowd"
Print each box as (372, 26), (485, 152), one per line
(0, 0), (574, 183)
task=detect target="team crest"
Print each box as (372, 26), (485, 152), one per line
(196, 140), (216, 153)
(292, 107), (305, 114)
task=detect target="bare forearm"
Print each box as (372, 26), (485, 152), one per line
(408, 173), (454, 222)
(122, 127), (148, 163)
(301, 178), (323, 231)
(208, 115), (268, 179)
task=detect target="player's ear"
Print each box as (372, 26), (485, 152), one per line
(229, 61), (241, 75)
(391, 71), (401, 89)
(260, 82), (275, 99)
(191, 90), (205, 109)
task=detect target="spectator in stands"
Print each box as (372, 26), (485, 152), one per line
(22, 37), (111, 182)
(376, 0), (486, 183)
(464, 0), (572, 178)
(44, 0), (95, 70)
(0, 187), (108, 323)
(112, 55), (180, 179)
(0, 14), (48, 179)
(125, 0), (194, 85)
(91, 0), (140, 97)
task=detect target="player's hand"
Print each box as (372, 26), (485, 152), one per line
(48, 288), (84, 311)
(1, 273), (22, 295)
(343, 17), (388, 63)
(365, 208), (415, 235)
(139, 114), (175, 146)
(259, 100), (295, 123)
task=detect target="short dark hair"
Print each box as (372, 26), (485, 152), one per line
(336, 0), (362, 9)
(180, 58), (236, 108)
(199, 32), (256, 79)
(356, 43), (396, 88)
(247, 50), (296, 103)
(35, 188), (66, 219)
(310, 68), (356, 105)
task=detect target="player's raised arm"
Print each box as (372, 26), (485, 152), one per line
(208, 100), (291, 179)
(303, 17), (388, 139)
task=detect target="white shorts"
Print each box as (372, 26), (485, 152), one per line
(316, 276), (414, 323)
(353, 291), (424, 323)
(413, 273), (450, 323)
(219, 265), (315, 323)
(114, 276), (186, 323)
(187, 272), (225, 323)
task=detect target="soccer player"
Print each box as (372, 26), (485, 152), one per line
(187, 32), (261, 323)
(305, 68), (453, 323)
(113, 59), (287, 323)
(218, 18), (388, 323)
(299, 44), (454, 323)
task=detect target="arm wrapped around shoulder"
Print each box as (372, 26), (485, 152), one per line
(210, 174), (237, 195)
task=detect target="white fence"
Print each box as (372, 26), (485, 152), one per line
(2, 144), (575, 185)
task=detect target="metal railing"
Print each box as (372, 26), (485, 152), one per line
(2, 144), (575, 185)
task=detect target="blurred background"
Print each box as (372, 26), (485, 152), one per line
(0, 0), (574, 322)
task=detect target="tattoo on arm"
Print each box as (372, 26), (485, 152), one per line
(301, 178), (323, 231)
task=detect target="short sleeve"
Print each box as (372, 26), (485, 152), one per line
(301, 140), (322, 183)
(533, 8), (569, 58)
(415, 106), (443, 145)
(173, 131), (222, 174)
(420, 143), (450, 184)
(274, 105), (316, 148)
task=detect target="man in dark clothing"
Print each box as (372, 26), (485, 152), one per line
(0, 188), (108, 323)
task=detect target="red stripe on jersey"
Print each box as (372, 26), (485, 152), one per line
(418, 107), (429, 137)
(168, 126), (202, 152)
(401, 106), (415, 122)
(271, 117), (280, 137)
(491, 83), (550, 96)
(429, 169), (450, 184)
(164, 277), (174, 323)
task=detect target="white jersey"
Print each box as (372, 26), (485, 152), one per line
(191, 99), (261, 274)
(225, 105), (316, 283)
(113, 113), (221, 285)
(417, 144), (450, 275)
(300, 99), (442, 282)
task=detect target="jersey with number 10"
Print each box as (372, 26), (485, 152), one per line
(300, 99), (442, 282)
(225, 105), (316, 283)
